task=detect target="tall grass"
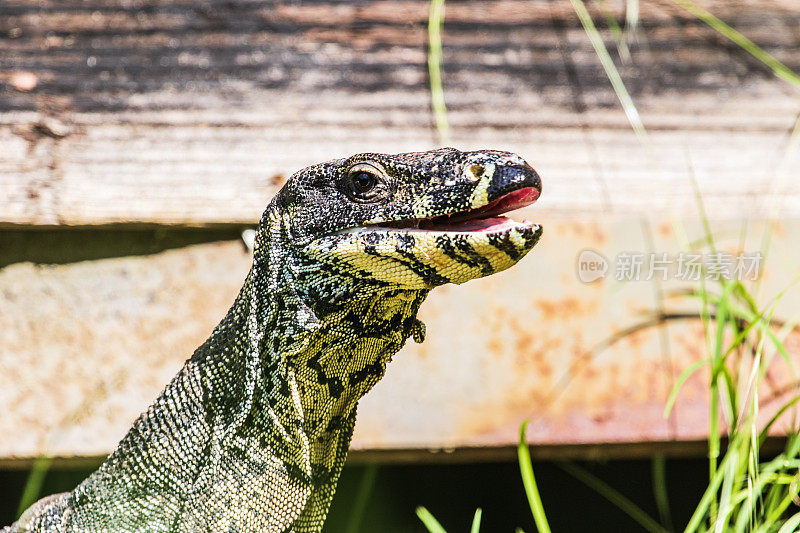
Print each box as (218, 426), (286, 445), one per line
(667, 0), (800, 90)
(674, 221), (800, 532)
(344, 464), (379, 533)
(427, 0), (450, 146)
(517, 422), (551, 533)
(16, 457), (52, 518)
(569, 0), (648, 146)
(417, 0), (800, 531)
(417, 202), (800, 533)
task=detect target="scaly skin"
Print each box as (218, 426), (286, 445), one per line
(6, 148), (542, 532)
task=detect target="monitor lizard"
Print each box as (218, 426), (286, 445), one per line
(6, 147), (542, 532)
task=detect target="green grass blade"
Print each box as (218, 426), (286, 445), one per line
(345, 464), (379, 533)
(625, 0), (639, 32)
(717, 365), (737, 429)
(470, 508), (482, 533)
(518, 421), (552, 533)
(684, 432), (743, 533)
(686, 162), (716, 254)
(724, 302), (792, 366)
(707, 281), (734, 524)
(17, 456), (53, 519)
(732, 281), (760, 317)
(664, 358), (708, 418)
(596, 0), (631, 62)
(778, 512), (800, 533)
(558, 462), (669, 533)
(713, 446), (738, 532)
(766, 475), (800, 526)
(733, 456), (792, 532)
(427, 0), (450, 146)
(416, 506), (448, 533)
(651, 455), (673, 532)
(720, 315), (761, 363)
(569, 0), (649, 148)
(670, 170), (724, 522)
(710, 282), (733, 374)
(759, 395), (800, 444)
(666, 0), (800, 89)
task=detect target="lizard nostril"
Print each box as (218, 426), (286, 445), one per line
(468, 164), (485, 179)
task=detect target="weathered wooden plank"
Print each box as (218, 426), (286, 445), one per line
(2, 124), (798, 224)
(2, 217), (798, 460)
(1, 0), (799, 225)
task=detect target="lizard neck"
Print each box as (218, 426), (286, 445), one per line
(288, 288), (427, 463)
(68, 211), (429, 529)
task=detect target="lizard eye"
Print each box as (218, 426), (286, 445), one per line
(344, 162), (390, 202)
(351, 171), (377, 193)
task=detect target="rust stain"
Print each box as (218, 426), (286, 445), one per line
(486, 335), (503, 358)
(534, 296), (596, 321)
(451, 307), (738, 446)
(0, 242), (251, 458)
(552, 221), (607, 246)
(485, 306), (508, 358)
(621, 328), (647, 351)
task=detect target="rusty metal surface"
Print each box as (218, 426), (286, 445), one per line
(356, 217), (800, 450)
(0, 241), (251, 458)
(1, 217), (798, 460)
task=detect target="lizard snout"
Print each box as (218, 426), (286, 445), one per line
(485, 159), (542, 205)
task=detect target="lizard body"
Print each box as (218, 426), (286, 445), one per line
(6, 148), (542, 532)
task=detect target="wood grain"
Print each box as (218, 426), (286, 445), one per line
(1, 0), (799, 225)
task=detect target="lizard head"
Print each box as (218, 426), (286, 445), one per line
(271, 147), (542, 295)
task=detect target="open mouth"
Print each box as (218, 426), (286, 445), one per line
(372, 187), (540, 233)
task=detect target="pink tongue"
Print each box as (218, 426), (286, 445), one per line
(489, 187), (540, 213)
(452, 187), (540, 222)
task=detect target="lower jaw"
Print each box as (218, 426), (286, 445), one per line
(374, 216), (538, 234)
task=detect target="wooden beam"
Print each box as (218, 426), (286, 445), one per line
(0, 437), (793, 468)
(1, 0), (799, 225)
